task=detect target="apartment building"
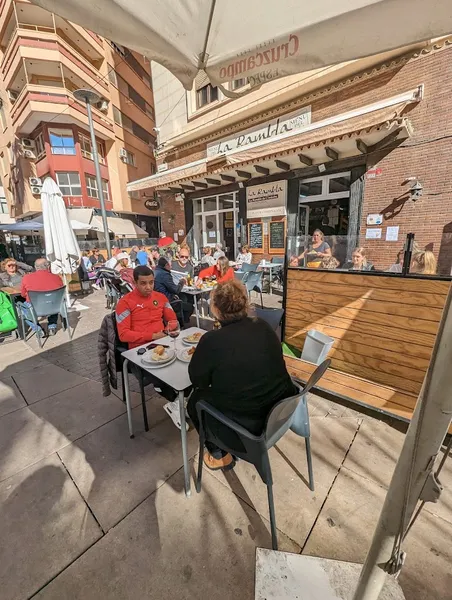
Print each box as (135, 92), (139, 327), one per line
(129, 37), (452, 276)
(0, 0), (159, 237)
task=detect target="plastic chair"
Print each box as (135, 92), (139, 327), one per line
(245, 271), (263, 307)
(254, 306), (284, 333)
(242, 262), (258, 273)
(234, 271), (247, 282)
(195, 359), (331, 550)
(22, 287), (71, 348)
(271, 257), (284, 265)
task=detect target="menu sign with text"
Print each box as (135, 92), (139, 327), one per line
(246, 180), (287, 218)
(269, 221), (285, 250)
(248, 222), (263, 249)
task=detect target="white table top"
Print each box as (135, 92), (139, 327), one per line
(259, 261), (283, 269)
(182, 286), (213, 296)
(121, 326), (206, 392)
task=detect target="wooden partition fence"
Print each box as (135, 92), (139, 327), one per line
(284, 269), (450, 422)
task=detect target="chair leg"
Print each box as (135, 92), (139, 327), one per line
(139, 371), (149, 431)
(196, 430), (205, 493)
(267, 483), (278, 551)
(260, 290), (263, 308)
(305, 437), (315, 491)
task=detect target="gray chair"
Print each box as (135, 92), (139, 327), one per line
(234, 271), (247, 282)
(195, 359), (331, 550)
(20, 287), (71, 348)
(254, 306), (284, 334)
(245, 271), (263, 307)
(271, 257), (284, 265)
(242, 262), (258, 273)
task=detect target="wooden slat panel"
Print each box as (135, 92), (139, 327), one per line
(287, 279), (446, 308)
(289, 269), (451, 295)
(285, 314), (437, 348)
(286, 295), (441, 335)
(286, 288), (443, 322)
(284, 320), (434, 361)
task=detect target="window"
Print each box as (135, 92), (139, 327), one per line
(108, 66), (154, 119)
(129, 190), (140, 199)
(113, 105), (155, 146)
(49, 129), (76, 155)
(122, 148), (135, 166)
(0, 103), (7, 130)
(85, 174), (109, 201)
(34, 132), (45, 159)
(0, 187), (7, 214)
(231, 78), (248, 90)
(299, 172), (351, 202)
(56, 172), (82, 196)
(109, 44), (152, 87)
(196, 83), (218, 109)
(79, 134), (106, 164)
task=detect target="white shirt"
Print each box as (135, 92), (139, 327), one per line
(236, 251), (252, 267)
(105, 257), (118, 269)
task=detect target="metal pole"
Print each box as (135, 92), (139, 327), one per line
(353, 283), (452, 600)
(85, 100), (111, 258)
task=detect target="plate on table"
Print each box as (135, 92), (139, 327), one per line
(141, 347), (175, 367)
(182, 331), (204, 346)
(177, 347), (196, 363)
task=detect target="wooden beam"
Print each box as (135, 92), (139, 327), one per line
(325, 147), (339, 161)
(168, 187), (184, 193)
(205, 178), (221, 185)
(275, 159), (290, 171)
(370, 127), (403, 152)
(298, 153), (312, 166)
(181, 184), (195, 191)
(254, 165), (269, 176)
(356, 138), (368, 155)
(236, 170), (252, 179)
(193, 181), (208, 189)
(220, 174), (236, 183)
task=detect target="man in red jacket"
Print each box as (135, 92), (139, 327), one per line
(116, 265), (177, 349)
(20, 257), (63, 336)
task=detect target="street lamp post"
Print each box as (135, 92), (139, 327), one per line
(73, 88), (111, 258)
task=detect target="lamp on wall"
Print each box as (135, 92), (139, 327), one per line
(403, 177), (423, 201)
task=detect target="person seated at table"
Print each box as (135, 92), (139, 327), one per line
(213, 242), (225, 263)
(19, 258), (63, 337)
(343, 247), (375, 271)
(201, 246), (215, 267)
(89, 248), (105, 268)
(235, 245), (252, 270)
(198, 256), (234, 284)
(114, 251), (135, 288)
(0, 258), (33, 288)
(171, 244), (194, 279)
(411, 250), (437, 275)
(154, 257), (193, 325)
(297, 229), (331, 268)
(187, 279), (297, 471)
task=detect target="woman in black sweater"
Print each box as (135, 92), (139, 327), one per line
(188, 279), (296, 471)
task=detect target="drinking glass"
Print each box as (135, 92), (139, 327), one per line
(167, 319), (180, 353)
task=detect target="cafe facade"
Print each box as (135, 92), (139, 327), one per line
(128, 37), (452, 426)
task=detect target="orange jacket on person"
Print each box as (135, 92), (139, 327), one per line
(115, 287), (177, 349)
(20, 270), (63, 302)
(198, 264), (235, 283)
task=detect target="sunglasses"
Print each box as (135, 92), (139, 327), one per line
(180, 255), (189, 259)
(6, 263), (16, 268)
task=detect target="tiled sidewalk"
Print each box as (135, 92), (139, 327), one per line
(0, 290), (451, 600)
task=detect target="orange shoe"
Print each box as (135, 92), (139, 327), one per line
(203, 451), (236, 471)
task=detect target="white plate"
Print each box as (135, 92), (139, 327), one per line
(182, 333), (203, 345)
(177, 348), (194, 363)
(141, 354), (177, 369)
(141, 348), (175, 366)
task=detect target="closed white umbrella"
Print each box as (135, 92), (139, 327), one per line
(31, 0), (452, 95)
(40, 177), (81, 305)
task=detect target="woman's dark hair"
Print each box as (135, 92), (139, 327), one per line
(212, 279), (248, 322)
(133, 265), (153, 281)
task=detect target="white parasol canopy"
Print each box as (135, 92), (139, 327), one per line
(40, 177), (81, 276)
(31, 0), (452, 95)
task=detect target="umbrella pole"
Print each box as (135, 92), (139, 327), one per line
(63, 272), (71, 308)
(352, 283), (452, 600)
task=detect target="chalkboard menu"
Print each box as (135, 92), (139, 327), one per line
(248, 222), (263, 249)
(269, 221), (285, 250)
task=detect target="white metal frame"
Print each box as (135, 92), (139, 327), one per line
(193, 192), (239, 258)
(298, 171), (351, 203)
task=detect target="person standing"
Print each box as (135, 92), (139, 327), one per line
(158, 230), (175, 248)
(136, 246), (149, 266)
(149, 245), (160, 269)
(19, 258), (63, 336)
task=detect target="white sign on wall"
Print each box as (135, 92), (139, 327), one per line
(207, 107), (311, 157)
(246, 180), (287, 218)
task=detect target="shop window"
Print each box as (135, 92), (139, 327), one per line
(122, 149), (135, 166)
(79, 134), (106, 164)
(56, 172), (81, 196)
(49, 129), (76, 155)
(85, 174), (109, 201)
(34, 132), (45, 159)
(196, 84), (218, 109)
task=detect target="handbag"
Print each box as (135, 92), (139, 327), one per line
(0, 291), (18, 333)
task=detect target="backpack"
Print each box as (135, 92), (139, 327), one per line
(0, 291), (18, 333)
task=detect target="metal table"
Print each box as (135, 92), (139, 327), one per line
(181, 286), (213, 328)
(258, 262), (283, 295)
(121, 326), (206, 497)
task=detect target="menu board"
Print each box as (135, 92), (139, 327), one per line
(248, 222), (263, 249)
(269, 221), (285, 250)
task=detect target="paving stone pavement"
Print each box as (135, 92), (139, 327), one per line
(0, 289), (450, 600)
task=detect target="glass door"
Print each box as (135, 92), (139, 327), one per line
(193, 192), (239, 260)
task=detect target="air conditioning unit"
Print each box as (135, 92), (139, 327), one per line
(98, 99), (109, 112)
(23, 149), (36, 159)
(119, 148), (128, 159)
(31, 186), (42, 195)
(21, 138), (35, 149)
(8, 90), (19, 102)
(29, 177), (42, 187)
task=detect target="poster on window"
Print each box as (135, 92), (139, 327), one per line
(246, 180), (287, 218)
